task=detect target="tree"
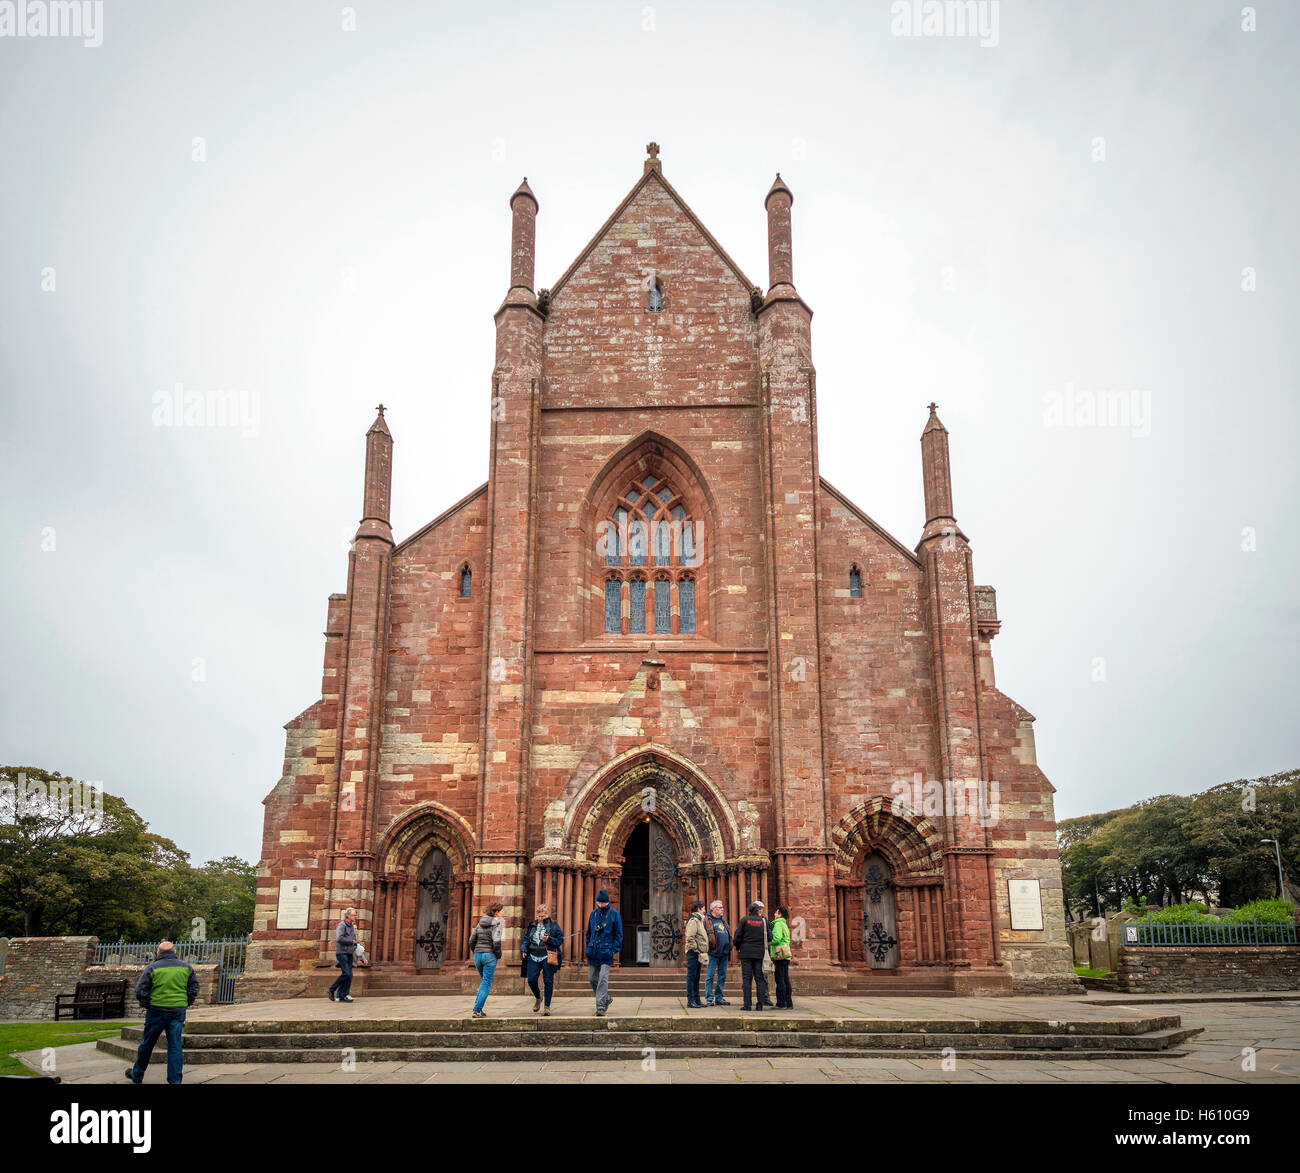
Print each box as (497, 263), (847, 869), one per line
(0, 766), (255, 940)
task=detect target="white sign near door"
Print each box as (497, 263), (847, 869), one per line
(1007, 878), (1044, 930)
(276, 879), (311, 930)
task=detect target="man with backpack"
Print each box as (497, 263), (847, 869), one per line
(732, 900), (772, 1011)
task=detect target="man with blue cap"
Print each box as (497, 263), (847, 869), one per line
(584, 888), (623, 1017)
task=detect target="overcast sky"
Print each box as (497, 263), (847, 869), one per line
(1, 0), (1296, 866)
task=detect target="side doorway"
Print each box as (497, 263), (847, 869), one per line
(861, 852), (899, 969)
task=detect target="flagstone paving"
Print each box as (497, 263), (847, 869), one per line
(13, 994), (1299, 1084)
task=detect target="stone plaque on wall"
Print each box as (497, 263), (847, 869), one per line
(276, 879), (312, 930)
(1008, 879), (1044, 931)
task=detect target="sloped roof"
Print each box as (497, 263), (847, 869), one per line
(820, 478), (922, 569)
(547, 164), (759, 298)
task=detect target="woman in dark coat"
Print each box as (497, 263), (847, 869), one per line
(521, 903), (564, 1016)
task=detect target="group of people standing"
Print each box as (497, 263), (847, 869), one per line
(684, 899), (795, 1010)
(465, 892), (795, 1017)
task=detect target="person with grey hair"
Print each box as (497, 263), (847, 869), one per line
(704, 899), (732, 1005)
(327, 907), (359, 1003)
(731, 900), (772, 1011)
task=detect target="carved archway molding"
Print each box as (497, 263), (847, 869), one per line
(376, 800), (475, 875)
(832, 795), (944, 879)
(559, 744), (746, 866)
(831, 795), (948, 968)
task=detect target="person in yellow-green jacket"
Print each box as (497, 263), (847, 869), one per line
(771, 906), (794, 1009)
(124, 940), (198, 1085)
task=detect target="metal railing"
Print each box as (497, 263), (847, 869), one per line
(1123, 921), (1298, 946)
(92, 937), (248, 1003)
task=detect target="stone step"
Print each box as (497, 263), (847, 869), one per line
(173, 1013), (1184, 1036)
(111, 1025), (1199, 1053)
(96, 1037), (1195, 1064)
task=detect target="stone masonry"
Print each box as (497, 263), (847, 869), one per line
(248, 145), (1077, 994)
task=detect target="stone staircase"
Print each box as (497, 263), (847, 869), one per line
(333, 966), (961, 997)
(98, 1011), (1201, 1064)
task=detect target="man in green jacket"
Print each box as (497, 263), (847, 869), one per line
(124, 940), (199, 1085)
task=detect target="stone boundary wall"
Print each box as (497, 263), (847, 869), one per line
(1116, 945), (1300, 993)
(0, 937), (218, 1021)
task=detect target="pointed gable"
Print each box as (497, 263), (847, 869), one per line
(541, 168), (762, 409)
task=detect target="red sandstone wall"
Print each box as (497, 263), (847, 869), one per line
(817, 487), (937, 800)
(377, 490), (488, 833)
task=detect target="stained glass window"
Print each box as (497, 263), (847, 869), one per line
(460, 567), (472, 597)
(654, 577), (671, 633)
(849, 566), (861, 598)
(605, 579), (621, 633)
(629, 578), (646, 634)
(678, 578), (695, 634)
(654, 520), (671, 566)
(629, 519), (647, 567)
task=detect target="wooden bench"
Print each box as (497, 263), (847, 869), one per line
(54, 979), (129, 1020)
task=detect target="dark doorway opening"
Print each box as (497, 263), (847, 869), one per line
(619, 819), (650, 966)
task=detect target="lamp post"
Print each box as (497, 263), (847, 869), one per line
(1260, 839), (1285, 899)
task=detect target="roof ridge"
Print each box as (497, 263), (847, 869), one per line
(548, 165), (758, 298)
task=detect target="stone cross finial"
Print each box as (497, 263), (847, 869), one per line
(375, 403), (386, 416)
(646, 142), (660, 159)
(928, 402), (938, 413)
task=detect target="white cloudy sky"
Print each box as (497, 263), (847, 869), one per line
(1, 0), (1296, 866)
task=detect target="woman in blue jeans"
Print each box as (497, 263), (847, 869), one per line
(520, 903), (564, 1015)
(468, 900), (505, 1018)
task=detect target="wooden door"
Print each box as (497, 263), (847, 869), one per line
(414, 849), (451, 970)
(648, 822), (682, 967)
(861, 852), (899, 969)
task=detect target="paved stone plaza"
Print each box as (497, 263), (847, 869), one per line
(17, 993), (1299, 1084)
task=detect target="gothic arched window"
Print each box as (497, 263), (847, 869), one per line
(599, 471), (699, 636)
(460, 565), (472, 598)
(648, 277), (664, 312)
(849, 564), (861, 599)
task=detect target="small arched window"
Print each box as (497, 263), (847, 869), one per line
(849, 564), (861, 599)
(648, 277), (664, 312)
(460, 565), (472, 597)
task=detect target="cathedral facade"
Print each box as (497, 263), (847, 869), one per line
(248, 146), (1076, 993)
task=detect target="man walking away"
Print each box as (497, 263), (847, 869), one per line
(733, 900), (772, 1011)
(704, 900), (731, 1005)
(327, 908), (360, 1003)
(684, 901), (709, 1008)
(124, 940), (198, 1085)
(585, 889), (623, 1017)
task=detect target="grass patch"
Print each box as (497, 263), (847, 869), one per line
(0, 1020), (140, 1078)
(1073, 965), (1112, 979)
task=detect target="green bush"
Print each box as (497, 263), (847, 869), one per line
(1221, 899), (1295, 924)
(1141, 902), (1213, 924)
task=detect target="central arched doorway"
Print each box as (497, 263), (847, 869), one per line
(532, 746), (769, 967)
(617, 818), (682, 967)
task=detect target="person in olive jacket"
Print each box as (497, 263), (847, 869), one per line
(124, 940), (198, 1085)
(731, 900), (772, 1010)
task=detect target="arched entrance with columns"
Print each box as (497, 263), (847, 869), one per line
(831, 796), (948, 970)
(532, 747), (768, 967)
(372, 802), (475, 970)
